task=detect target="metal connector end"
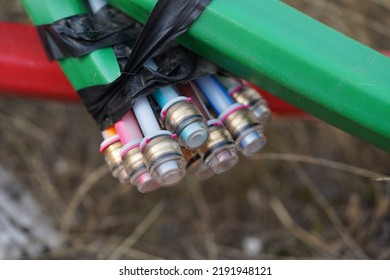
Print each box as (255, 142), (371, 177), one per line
(161, 97), (208, 150)
(121, 139), (160, 193)
(198, 120), (239, 174)
(117, 168), (130, 184)
(219, 104), (266, 157)
(231, 86), (272, 125)
(140, 131), (186, 187)
(181, 147), (215, 180)
(99, 135), (129, 182)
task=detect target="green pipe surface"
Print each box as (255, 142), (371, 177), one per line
(108, 0), (390, 152)
(21, 0), (120, 91)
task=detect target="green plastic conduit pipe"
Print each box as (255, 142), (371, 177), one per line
(107, 0), (390, 152)
(21, 0), (120, 91)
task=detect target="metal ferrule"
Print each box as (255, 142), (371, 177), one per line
(102, 142), (128, 183)
(219, 104), (266, 157)
(181, 147), (215, 180)
(121, 142), (160, 193)
(142, 134), (183, 170)
(181, 147), (201, 169)
(231, 86), (272, 124)
(141, 131), (186, 186)
(161, 97), (208, 149)
(198, 122), (235, 163)
(221, 105), (259, 139)
(122, 145), (147, 184)
(197, 120), (239, 174)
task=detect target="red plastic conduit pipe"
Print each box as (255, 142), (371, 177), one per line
(0, 22), (77, 101)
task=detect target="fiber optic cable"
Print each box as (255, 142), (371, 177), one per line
(195, 75), (266, 156)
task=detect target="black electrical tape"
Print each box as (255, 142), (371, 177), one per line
(78, 0), (214, 129)
(80, 45), (215, 127)
(37, 7), (142, 60)
(120, 0), (212, 76)
(36, 0), (213, 129)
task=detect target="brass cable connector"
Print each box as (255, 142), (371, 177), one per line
(181, 147), (215, 180)
(198, 120), (239, 174)
(161, 97), (208, 150)
(231, 86), (272, 125)
(99, 135), (129, 183)
(219, 104), (266, 157)
(121, 139), (160, 193)
(140, 131), (186, 187)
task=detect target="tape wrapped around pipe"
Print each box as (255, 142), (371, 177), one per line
(36, 0), (214, 129)
(37, 7), (142, 60)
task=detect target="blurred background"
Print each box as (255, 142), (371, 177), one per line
(0, 0), (389, 259)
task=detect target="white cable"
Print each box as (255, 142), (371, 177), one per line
(132, 97), (161, 136)
(88, 0), (106, 13)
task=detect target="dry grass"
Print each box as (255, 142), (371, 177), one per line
(0, 0), (389, 259)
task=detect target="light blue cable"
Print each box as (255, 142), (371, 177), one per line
(152, 86), (179, 107)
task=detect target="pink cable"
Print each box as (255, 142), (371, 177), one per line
(114, 111), (143, 144)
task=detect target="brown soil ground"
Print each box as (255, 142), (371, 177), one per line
(0, 0), (389, 259)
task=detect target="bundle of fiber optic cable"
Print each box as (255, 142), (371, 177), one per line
(22, 0), (272, 192)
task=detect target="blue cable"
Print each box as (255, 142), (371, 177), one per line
(195, 75), (235, 115)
